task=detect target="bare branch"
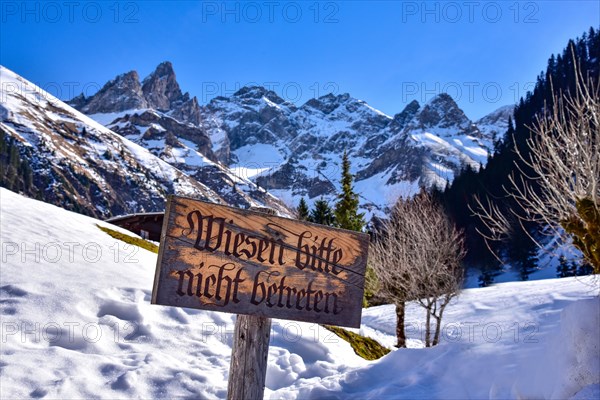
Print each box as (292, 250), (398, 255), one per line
(472, 54), (600, 272)
(371, 191), (465, 347)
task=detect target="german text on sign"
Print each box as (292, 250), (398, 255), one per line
(151, 196), (369, 328)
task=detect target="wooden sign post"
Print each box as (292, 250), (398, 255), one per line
(227, 207), (275, 400)
(227, 312), (272, 399)
(152, 195), (369, 399)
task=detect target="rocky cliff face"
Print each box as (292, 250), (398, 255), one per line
(141, 61), (183, 111)
(107, 109), (215, 160)
(409, 93), (481, 137)
(78, 71), (148, 114)
(72, 62), (203, 126)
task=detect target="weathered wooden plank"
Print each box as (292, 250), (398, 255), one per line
(228, 207), (275, 400)
(227, 315), (271, 400)
(152, 195), (370, 328)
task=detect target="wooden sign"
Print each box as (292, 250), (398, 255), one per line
(151, 195), (369, 328)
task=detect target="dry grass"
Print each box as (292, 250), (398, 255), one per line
(96, 224), (159, 254)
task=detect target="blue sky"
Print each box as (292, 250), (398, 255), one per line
(1, 1), (598, 119)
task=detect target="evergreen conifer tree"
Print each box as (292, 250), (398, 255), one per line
(333, 151), (365, 231)
(309, 198), (334, 226)
(297, 197), (310, 221)
(518, 246), (538, 281)
(440, 28), (599, 273)
(556, 255), (574, 277)
(577, 261), (594, 276)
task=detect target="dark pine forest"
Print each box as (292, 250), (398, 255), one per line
(435, 27), (599, 285)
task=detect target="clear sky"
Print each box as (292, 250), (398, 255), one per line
(1, 1), (598, 119)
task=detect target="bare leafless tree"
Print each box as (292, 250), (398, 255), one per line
(369, 217), (412, 348)
(371, 192), (465, 347)
(474, 60), (599, 273)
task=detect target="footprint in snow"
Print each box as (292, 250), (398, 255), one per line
(1, 306), (17, 315)
(0, 284), (28, 297)
(29, 388), (48, 398)
(97, 300), (143, 323)
(167, 307), (190, 324)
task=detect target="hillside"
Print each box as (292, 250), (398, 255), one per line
(438, 27), (599, 276)
(1, 188), (597, 399)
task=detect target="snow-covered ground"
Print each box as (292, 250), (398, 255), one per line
(1, 188), (598, 399)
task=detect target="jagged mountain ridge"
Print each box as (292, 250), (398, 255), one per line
(69, 62), (513, 217)
(72, 61), (201, 123)
(0, 66), (291, 218)
(70, 63), (299, 214)
(199, 86), (509, 215)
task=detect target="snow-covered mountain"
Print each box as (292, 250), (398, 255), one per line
(0, 66), (291, 218)
(68, 62), (292, 215)
(476, 104), (515, 145)
(200, 87), (509, 215)
(1, 187), (598, 399)
(69, 62), (512, 216)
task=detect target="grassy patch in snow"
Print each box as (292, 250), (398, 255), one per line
(324, 325), (391, 361)
(96, 224), (159, 254)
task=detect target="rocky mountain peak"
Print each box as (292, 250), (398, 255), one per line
(59, 62), (513, 216)
(142, 61), (183, 111)
(110, 71), (142, 91)
(122, 70), (139, 81)
(68, 61), (203, 126)
(170, 96), (201, 126)
(232, 86), (286, 105)
(423, 92), (461, 115)
(392, 100), (420, 129)
(303, 93), (352, 114)
(68, 93), (87, 110)
(476, 104), (514, 126)
(416, 93), (473, 132)
(476, 104), (515, 141)
(76, 70), (148, 114)
(152, 61), (176, 78)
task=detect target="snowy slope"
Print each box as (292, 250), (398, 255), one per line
(0, 188), (365, 399)
(0, 65), (223, 218)
(1, 188), (598, 399)
(274, 279), (599, 399)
